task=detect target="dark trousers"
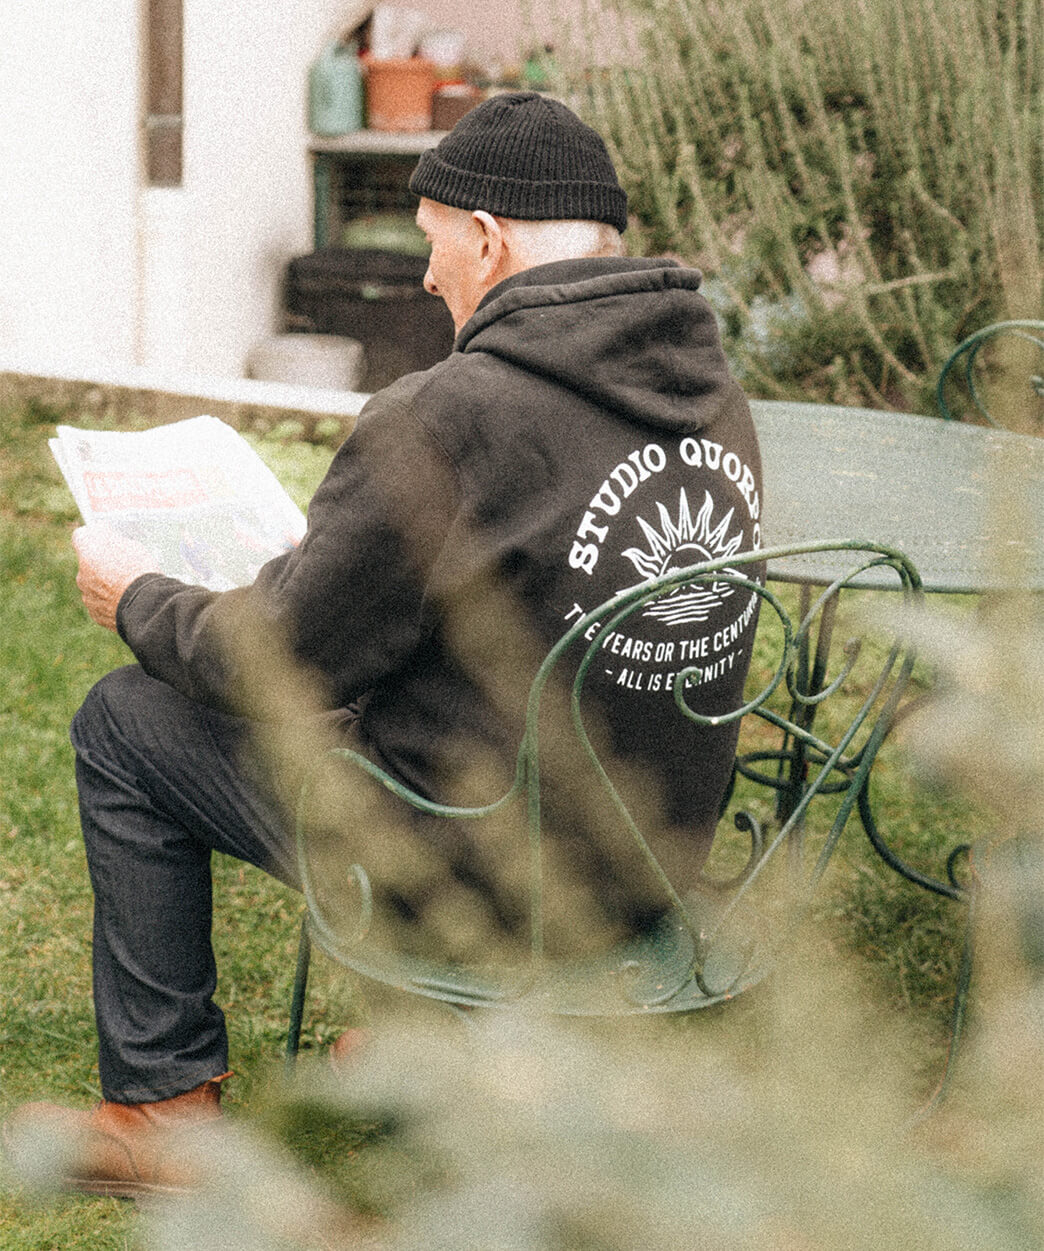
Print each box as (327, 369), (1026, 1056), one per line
(70, 665), (298, 1103)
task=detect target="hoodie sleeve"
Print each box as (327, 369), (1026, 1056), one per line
(115, 393), (461, 714)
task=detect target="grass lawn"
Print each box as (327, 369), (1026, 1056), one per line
(0, 401), (364, 1245)
(0, 399), (993, 1245)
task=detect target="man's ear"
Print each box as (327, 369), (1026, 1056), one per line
(472, 211), (507, 282)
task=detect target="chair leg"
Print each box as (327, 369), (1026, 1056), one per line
(937, 888), (977, 1100)
(285, 916), (312, 1078)
(908, 881), (978, 1125)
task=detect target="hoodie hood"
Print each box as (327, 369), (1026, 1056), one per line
(455, 257), (737, 434)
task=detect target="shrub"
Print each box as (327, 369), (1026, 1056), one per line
(552, 0), (1043, 411)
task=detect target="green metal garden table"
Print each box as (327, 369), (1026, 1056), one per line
(751, 400), (1044, 1084)
(751, 398), (1044, 886)
(753, 399), (1044, 592)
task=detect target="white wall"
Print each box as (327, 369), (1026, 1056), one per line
(0, 2), (351, 380)
(414, 0), (556, 71)
(173, 3), (348, 376)
(0, 2), (140, 374)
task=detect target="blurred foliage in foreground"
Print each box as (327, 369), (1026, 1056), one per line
(138, 580), (1044, 1250)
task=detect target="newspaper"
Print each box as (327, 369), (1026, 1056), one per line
(49, 415), (307, 591)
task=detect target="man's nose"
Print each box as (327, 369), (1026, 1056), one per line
(423, 266), (438, 296)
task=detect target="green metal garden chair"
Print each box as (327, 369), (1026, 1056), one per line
(286, 542), (959, 1061)
(937, 320), (1044, 430)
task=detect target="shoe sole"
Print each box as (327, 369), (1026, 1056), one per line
(66, 1174), (194, 1201)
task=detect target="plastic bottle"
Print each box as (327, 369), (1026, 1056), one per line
(309, 41), (364, 136)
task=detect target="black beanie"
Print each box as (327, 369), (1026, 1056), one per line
(409, 91), (628, 233)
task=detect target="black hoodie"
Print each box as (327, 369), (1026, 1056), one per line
(117, 257), (763, 942)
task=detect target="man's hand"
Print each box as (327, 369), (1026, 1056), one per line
(72, 523), (160, 633)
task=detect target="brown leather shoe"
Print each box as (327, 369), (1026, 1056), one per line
(3, 1073), (231, 1199)
(328, 1027), (370, 1073)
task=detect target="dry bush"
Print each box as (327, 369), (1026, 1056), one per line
(552, 0), (1043, 411)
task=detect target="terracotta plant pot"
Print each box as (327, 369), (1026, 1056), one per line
(364, 57), (435, 132)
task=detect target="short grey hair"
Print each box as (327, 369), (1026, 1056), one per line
(503, 217), (625, 263)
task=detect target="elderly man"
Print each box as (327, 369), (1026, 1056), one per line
(8, 92), (762, 1195)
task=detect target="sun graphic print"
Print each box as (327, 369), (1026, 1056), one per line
(621, 488), (745, 626)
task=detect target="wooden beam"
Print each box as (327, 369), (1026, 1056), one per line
(145, 0), (183, 185)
